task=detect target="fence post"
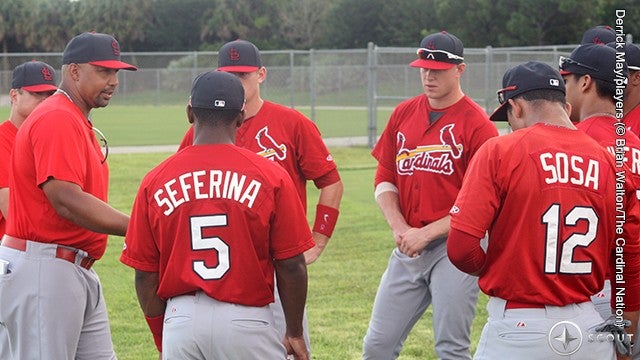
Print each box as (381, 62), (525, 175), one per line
(484, 45), (493, 113)
(290, 51), (295, 108)
(309, 48), (316, 122)
(367, 42), (377, 148)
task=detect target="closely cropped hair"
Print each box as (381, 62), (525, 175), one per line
(505, 89), (566, 114)
(515, 89), (566, 104)
(191, 107), (242, 126)
(567, 73), (616, 98)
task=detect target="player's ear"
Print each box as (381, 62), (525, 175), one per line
(564, 101), (572, 117)
(186, 105), (195, 124)
(235, 111), (245, 128)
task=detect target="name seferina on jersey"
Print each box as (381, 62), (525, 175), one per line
(153, 170), (262, 216)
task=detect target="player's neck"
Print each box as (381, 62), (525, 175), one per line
(428, 88), (464, 110)
(624, 90), (640, 116)
(580, 101), (616, 121)
(244, 98), (264, 120)
(56, 86), (91, 118)
(8, 112), (26, 129)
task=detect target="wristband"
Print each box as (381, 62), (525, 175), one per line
(312, 204), (339, 238)
(145, 314), (164, 352)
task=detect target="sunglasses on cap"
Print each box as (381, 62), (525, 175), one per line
(496, 86), (517, 105)
(558, 56), (599, 73)
(416, 48), (464, 61)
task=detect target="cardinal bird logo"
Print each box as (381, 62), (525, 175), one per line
(395, 124), (463, 176)
(255, 127), (287, 161)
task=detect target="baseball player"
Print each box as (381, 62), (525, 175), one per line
(121, 70), (314, 359)
(448, 61), (640, 360)
(0, 60), (56, 360)
(362, 31), (498, 359)
(178, 39), (343, 352)
(0, 61), (57, 237)
(0, 32), (135, 359)
(449, 60), (640, 360)
(560, 43), (640, 360)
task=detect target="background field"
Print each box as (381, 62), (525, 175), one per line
(0, 104), (491, 359)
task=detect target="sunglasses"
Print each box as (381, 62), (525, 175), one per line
(496, 85), (517, 105)
(93, 127), (109, 164)
(558, 56), (598, 73)
(416, 48), (464, 62)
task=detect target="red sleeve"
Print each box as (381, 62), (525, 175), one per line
(177, 126), (194, 151)
(447, 228), (486, 275)
(450, 139), (502, 238)
(121, 179), (160, 272)
(312, 168), (341, 189)
(374, 162), (396, 187)
(294, 116), (337, 181)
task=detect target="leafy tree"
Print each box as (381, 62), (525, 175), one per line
(594, 0), (640, 43)
(378, 0), (440, 47)
(73, 0), (154, 51)
(200, 0), (282, 50)
(16, 0), (76, 52)
(274, 0), (338, 49)
(321, 0), (388, 48)
(131, 0), (212, 51)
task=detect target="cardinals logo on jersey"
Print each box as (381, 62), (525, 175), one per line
(395, 124), (463, 176)
(255, 127), (287, 161)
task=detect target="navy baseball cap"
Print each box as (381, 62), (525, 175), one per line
(490, 61), (565, 122)
(581, 25), (616, 45)
(410, 31), (464, 70)
(217, 40), (262, 73)
(559, 43), (627, 83)
(63, 32), (137, 71)
(12, 61), (57, 92)
(608, 42), (640, 71)
(189, 71), (245, 111)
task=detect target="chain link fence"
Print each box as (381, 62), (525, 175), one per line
(0, 44), (580, 145)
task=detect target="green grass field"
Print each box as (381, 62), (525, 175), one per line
(99, 147), (488, 360)
(0, 104), (492, 359)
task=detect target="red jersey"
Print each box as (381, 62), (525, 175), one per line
(0, 120), (18, 236)
(7, 94), (109, 259)
(450, 124), (640, 309)
(625, 104), (640, 138)
(120, 144), (315, 306)
(179, 101), (337, 210)
(577, 115), (640, 191)
(371, 94), (498, 226)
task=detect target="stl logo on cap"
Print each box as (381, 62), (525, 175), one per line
(427, 41), (436, 50)
(229, 48), (241, 62)
(42, 67), (53, 81)
(111, 40), (120, 56)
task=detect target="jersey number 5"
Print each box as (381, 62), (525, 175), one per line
(542, 204), (597, 274)
(190, 215), (230, 280)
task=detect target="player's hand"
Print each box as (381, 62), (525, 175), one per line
(283, 335), (309, 360)
(304, 232), (329, 264)
(398, 227), (429, 257)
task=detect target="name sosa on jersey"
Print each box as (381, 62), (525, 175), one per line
(538, 151), (600, 190)
(153, 170), (262, 216)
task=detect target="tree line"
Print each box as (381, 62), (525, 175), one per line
(1, 0), (637, 54)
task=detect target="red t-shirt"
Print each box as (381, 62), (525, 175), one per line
(371, 94), (498, 226)
(0, 120), (17, 236)
(179, 101), (337, 211)
(450, 124), (640, 309)
(625, 104), (640, 138)
(7, 94), (109, 259)
(120, 144), (315, 306)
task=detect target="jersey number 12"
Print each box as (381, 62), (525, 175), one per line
(542, 204), (597, 274)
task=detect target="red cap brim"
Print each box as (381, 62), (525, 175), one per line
(559, 70), (571, 75)
(21, 84), (58, 92)
(89, 60), (137, 71)
(217, 65), (259, 73)
(409, 59), (456, 70)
